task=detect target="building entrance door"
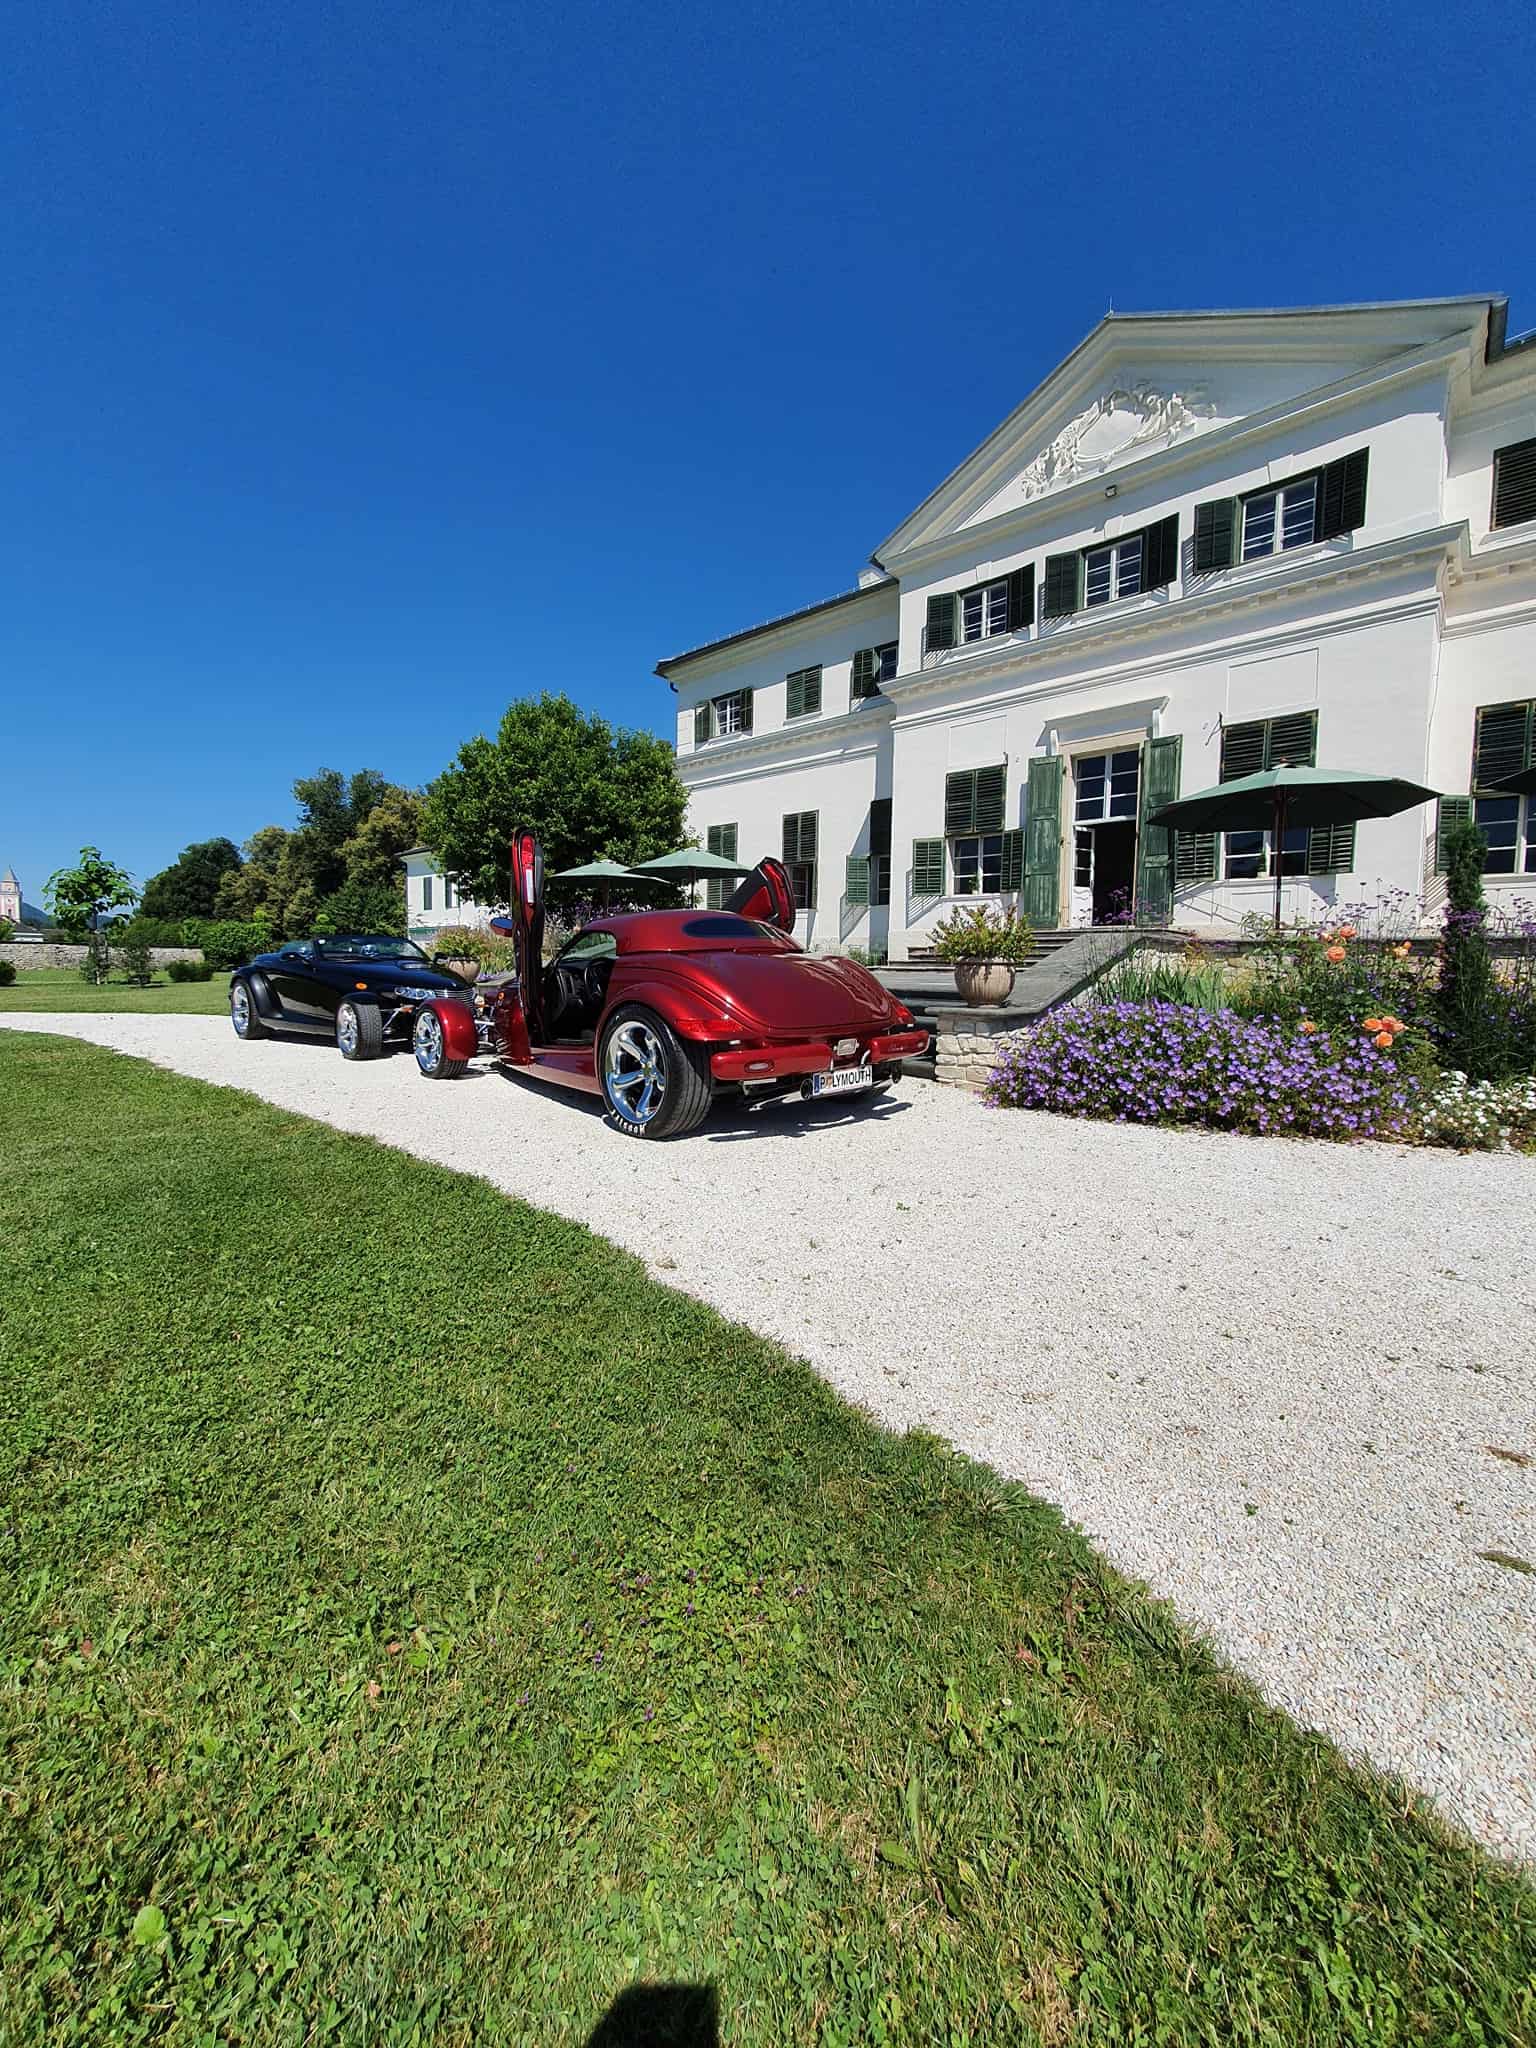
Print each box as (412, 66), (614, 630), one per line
(1070, 748), (1141, 926)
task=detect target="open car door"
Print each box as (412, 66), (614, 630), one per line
(723, 856), (797, 934)
(501, 827), (546, 1042)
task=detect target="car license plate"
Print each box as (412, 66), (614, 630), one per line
(812, 1064), (873, 1097)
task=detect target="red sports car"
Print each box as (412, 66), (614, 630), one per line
(411, 830), (929, 1138)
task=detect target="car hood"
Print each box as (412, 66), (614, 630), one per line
(696, 950), (902, 1035)
(329, 961), (469, 993)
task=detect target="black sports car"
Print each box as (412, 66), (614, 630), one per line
(228, 935), (474, 1061)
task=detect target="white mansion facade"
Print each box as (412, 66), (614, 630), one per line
(658, 297), (1536, 957)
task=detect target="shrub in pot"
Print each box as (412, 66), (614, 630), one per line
(929, 902), (1032, 1005)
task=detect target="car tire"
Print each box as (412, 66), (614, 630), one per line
(336, 999), (384, 1061)
(413, 1006), (468, 1079)
(230, 977), (270, 1041)
(599, 1004), (712, 1139)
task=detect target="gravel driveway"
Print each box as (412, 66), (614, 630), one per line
(5, 1011), (1534, 1862)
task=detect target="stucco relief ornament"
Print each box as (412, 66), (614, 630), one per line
(1014, 382), (1217, 501)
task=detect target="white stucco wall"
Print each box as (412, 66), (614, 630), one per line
(666, 304), (1536, 956)
(400, 851), (497, 939)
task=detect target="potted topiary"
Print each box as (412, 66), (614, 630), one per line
(929, 901), (1033, 1005)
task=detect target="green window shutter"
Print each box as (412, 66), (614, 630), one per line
(722, 823), (737, 860)
(1042, 553), (1080, 619)
(1266, 709), (1317, 768)
(786, 667), (821, 718)
(706, 824), (724, 856)
(1472, 700), (1534, 787)
(1220, 720), (1266, 781)
(781, 811), (816, 865)
(925, 593), (956, 652)
(740, 689), (754, 733)
(1174, 831), (1219, 887)
(1193, 498), (1237, 573)
(1005, 564), (1035, 632)
(851, 648), (877, 700)
(868, 797), (892, 857)
(1436, 796), (1474, 872)
(1135, 733), (1182, 922)
(1493, 437), (1536, 529)
(1000, 828), (1023, 892)
(694, 703), (710, 745)
(1305, 822), (1356, 875)
(945, 769), (978, 835)
(912, 838), (945, 897)
(974, 762), (1007, 832)
(1317, 448), (1369, 540)
(1023, 756), (1063, 927)
(844, 855), (870, 907)
(1141, 514), (1179, 590)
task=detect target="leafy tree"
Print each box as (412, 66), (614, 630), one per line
(422, 693), (687, 905)
(0, 917), (13, 946)
(46, 847), (139, 985)
(214, 825), (289, 924)
(140, 837), (244, 921)
(1437, 821), (1503, 1079)
(314, 878), (408, 938)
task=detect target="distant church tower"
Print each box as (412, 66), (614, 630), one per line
(0, 867), (23, 925)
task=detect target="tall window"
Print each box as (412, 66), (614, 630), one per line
(1492, 436), (1536, 530)
(1242, 475), (1319, 561)
(1471, 699), (1536, 873)
(785, 666), (822, 719)
(951, 834), (1004, 894)
(869, 796), (892, 905)
(781, 812), (818, 910)
(1073, 750), (1140, 821)
(851, 643), (897, 700)
(1083, 534), (1144, 608)
(705, 822), (738, 909)
(714, 690), (748, 736)
(422, 876), (433, 912)
(444, 880), (457, 910)
(962, 580), (1011, 642)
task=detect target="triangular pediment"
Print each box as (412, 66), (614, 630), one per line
(876, 299), (1493, 558)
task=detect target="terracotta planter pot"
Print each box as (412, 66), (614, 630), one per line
(952, 959), (1016, 1006)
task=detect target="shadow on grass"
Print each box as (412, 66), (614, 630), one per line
(584, 1980), (719, 2047)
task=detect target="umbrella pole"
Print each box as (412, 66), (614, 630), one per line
(1272, 790), (1287, 932)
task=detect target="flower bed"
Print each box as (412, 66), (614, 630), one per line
(984, 1000), (1420, 1142)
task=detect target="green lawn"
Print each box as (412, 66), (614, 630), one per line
(1, 1032), (1531, 2046)
(0, 966), (231, 1014)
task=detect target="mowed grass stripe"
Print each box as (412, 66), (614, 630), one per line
(0, 1031), (1530, 2047)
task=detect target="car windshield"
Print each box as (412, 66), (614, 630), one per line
(315, 936), (431, 962)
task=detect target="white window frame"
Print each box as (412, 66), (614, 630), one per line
(1072, 749), (1141, 823)
(1082, 534), (1144, 609)
(713, 690), (746, 737)
(1223, 826), (1310, 880)
(1474, 793), (1536, 876)
(1241, 475), (1319, 562)
(961, 579), (1011, 643)
(950, 832), (1004, 895)
(875, 641), (898, 682)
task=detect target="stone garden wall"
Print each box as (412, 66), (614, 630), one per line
(0, 944), (204, 970)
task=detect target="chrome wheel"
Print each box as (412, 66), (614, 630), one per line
(603, 1018), (667, 1126)
(231, 982), (251, 1036)
(413, 1008), (443, 1074)
(336, 1002), (360, 1056)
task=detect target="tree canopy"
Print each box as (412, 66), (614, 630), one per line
(45, 847), (139, 939)
(208, 772), (421, 939)
(140, 838), (244, 922)
(422, 693), (687, 906)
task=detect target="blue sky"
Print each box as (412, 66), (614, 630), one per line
(3, 0), (1531, 899)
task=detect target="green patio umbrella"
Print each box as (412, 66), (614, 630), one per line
(550, 857), (653, 910)
(1149, 765), (1440, 930)
(629, 847), (751, 907)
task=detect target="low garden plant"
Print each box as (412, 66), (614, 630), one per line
(927, 902), (1033, 963)
(985, 1000), (1422, 1140)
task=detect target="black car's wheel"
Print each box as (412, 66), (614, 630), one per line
(412, 1007), (468, 1079)
(599, 1004), (712, 1140)
(230, 977), (269, 1040)
(336, 999), (384, 1061)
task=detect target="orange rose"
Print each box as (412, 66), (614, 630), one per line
(1373, 1030), (1394, 1050)
(1326, 945), (1346, 963)
(1394, 942), (1412, 958)
(1299, 1019), (1320, 1035)
(1363, 1017), (1383, 1033)
(1382, 1016), (1404, 1035)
